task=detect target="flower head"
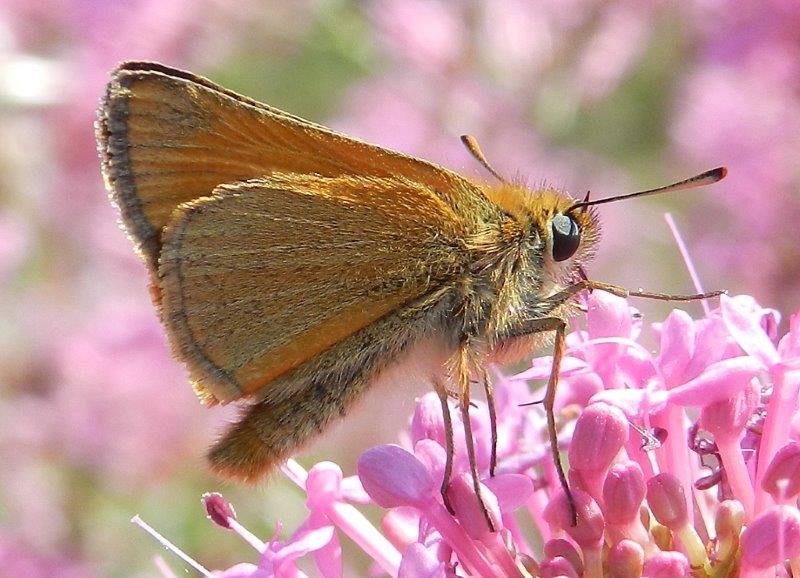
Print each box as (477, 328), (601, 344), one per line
(136, 294), (800, 577)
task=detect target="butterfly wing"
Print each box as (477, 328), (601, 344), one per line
(158, 173), (480, 404)
(96, 61), (494, 272)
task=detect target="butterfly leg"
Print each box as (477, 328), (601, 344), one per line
(432, 376), (456, 515)
(457, 342), (497, 532)
(481, 367), (498, 477)
(507, 317), (575, 526)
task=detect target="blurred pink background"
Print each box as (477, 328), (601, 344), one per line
(0, 0), (798, 575)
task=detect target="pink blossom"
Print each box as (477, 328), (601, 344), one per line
(761, 442), (800, 502)
(740, 506), (800, 570)
(133, 292), (800, 577)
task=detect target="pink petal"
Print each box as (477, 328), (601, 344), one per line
(305, 462), (343, 511)
(358, 445), (435, 509)
(616, 350), (658, 390)
(683, 316), (734, 380)
(602, 462), (646, 525)
(381, 507), (420, 550)
(607, 540), (644, 578)
(270, 526), (335, 565)
(481, 474), (533, 513)
(543, 539), (584, 576)
(539, 556), (580, 578)
(741, 506), (800, 569)
(413, 439), (446, 487)
(642, 551), (690, 578)
(646, 473), (688, 531)
(410, 393), (448, 447)
(543, 489), (605, 548)
(587, 291), (635, 340)
(666, 357), (761, 406)
(657, 309), (695, 387)
(699, 378), (759, 439)
(556, 371), (604, 409)
(721, 294), (779, 368)
(510, 356), (588, 381)
(585, 293), (636, 378)
(589, 388), (669, 416)
(313, 531), (342, 578)
(715, 500), (745, 537)
(761, 442), (800, 501)
(340, 476), (371, 504)
(447, 473), (501, 538)
(397, 543), (446, 578)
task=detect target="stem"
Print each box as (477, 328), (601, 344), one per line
(652, 407), (695, 526)
(425, 500), (501, 578)
(227, 518), (266, 553)
(131, 515), (212, 577)
(326, 501), (402, 577)
(664, 213), (710, 317)
(716, 435), (755, 520)
(583, 547), (603, 578)
(754, 367), (800, 515)
(676, 524), (710, 574)
(281, 459), (401, 576)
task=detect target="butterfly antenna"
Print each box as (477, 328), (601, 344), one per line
(570, 167), (727, 211)
(461, 135), (507, 184)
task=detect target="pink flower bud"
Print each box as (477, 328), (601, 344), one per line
(587, 291), (635, 343)
(413, 439), (446, 488)
(714, 500), (745, 537)
(607, 539), (644, 578)
(411, 393), (448, 447)
(543, 539), (584, 576)
(714, 500), (745, 564)
(761, 441), (800, 501)
(642, 551), (690, 578)
(446, 473), (501, 539)
(646, 473), (688, 530)
(481, 473), (533, 513)
(657, 309), (694, 387)
(202, 492), (236, 529)
(305, 462), (342, 511)
(358, 445), (435, 509)
(741, 506), (800, 569)
(603, 461), (646, 525)
(540, 556), (580, 578)
(543, 489), (605, 549)
(568, 403), (629, 471)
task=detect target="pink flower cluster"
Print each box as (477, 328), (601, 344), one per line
(140, 291), (800, 577)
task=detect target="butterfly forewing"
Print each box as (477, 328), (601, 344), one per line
(158, 173), (475, 404)
(97, 62), (495, 273)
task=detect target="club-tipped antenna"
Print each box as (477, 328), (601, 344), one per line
(570, 167), (727, 211)
(461, 135), (507, 184)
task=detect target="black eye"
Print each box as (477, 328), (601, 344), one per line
(551, 214), (581, 262)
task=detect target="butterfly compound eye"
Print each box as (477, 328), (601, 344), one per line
(551, 214), (581, 262)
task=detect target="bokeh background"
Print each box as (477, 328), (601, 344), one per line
(1, 1), (798, 576)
